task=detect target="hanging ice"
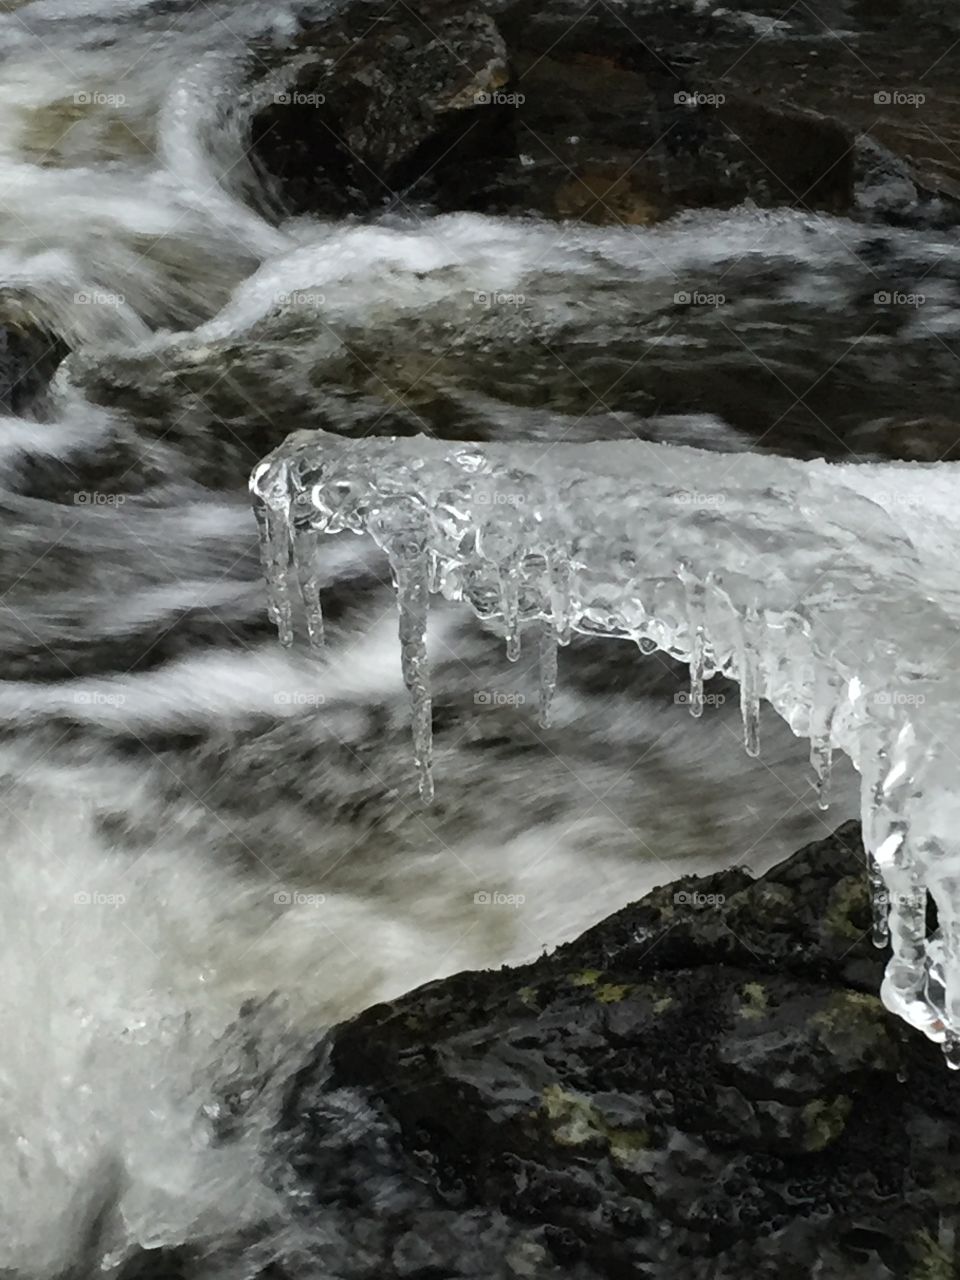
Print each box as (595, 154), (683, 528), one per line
(251, 427), (960, 1063)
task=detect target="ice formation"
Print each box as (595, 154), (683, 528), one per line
(251, 428), (960, 1064)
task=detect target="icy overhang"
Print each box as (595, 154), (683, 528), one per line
(251, 429), (960, 1065)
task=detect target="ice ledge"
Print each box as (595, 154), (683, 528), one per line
(251, 428), (960, 1064)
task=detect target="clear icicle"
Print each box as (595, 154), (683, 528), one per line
(931, 875), (960, 1063)
(876, 823), (926, 1005)
(867, 852), (890, 948)
(810, 735), (833, 810)
(392, 552), (434, 804)
(294, 525), (325, 649)
(538, 622), (558, 729)
(808, 667), (836, 809)
(264, 504), (294, 648)
(500, 564), (521, 662)
(738, 606), (761, 757)
(549, 556), (573, 646)
(683, 573), (706, 718)
(251, 459), (295, 646)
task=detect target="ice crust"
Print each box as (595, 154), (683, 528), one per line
(252, 428), (960, 1062)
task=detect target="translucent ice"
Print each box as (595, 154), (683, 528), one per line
(251, 428), (960, 1062)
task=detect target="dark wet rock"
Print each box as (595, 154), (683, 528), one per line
(251, 0), (857, 224)
(250, 0), (960, 229)
(279, 820), (960, 1279)
(250, 2), (512, 219)
(0, 321), (66, 415)
(689, 0), (960, 223)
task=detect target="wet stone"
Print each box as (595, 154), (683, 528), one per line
(0, 321), (67, 415)
(278, 820), (960, 1279)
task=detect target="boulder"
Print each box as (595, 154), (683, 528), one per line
(0, 321), (66, 415)
(250, 0), (858, 224)
(278, 820), (960, 1279)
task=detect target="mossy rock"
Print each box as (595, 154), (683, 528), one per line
(278, 821), (960, 1278)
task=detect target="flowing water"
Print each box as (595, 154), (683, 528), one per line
(3, 0), (957, 1273)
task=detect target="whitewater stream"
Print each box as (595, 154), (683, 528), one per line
(2, 0), (958, 1274)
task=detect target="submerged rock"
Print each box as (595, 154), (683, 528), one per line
(0, 321), (66, 415)
(280, 821), (960, 1279)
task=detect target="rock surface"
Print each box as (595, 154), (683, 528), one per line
(277, 820), (960, 1280)
(251, 0), (960, 227)
(0, 321), (66, 415)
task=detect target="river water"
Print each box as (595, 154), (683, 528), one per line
(3, 0), (957, 1273)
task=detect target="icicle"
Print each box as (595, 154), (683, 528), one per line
(808, 666), (836, 809)
(549, 555), (573, 646)
(874, 822), (927, 1016)
(428, 549), (443, 594)
(867, 852), (890, 948)
(500, 563), (521, 662)
(251, 459), (296, 646)
(682, 572), (706, 718)
(392, 551), (434, 804)
(930, 872), (960, 1061)
(293, 525), (325, 649)
(538, 622), (558, 729)
(810, 736), (833, 810)
(738, 605), (761, 757)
